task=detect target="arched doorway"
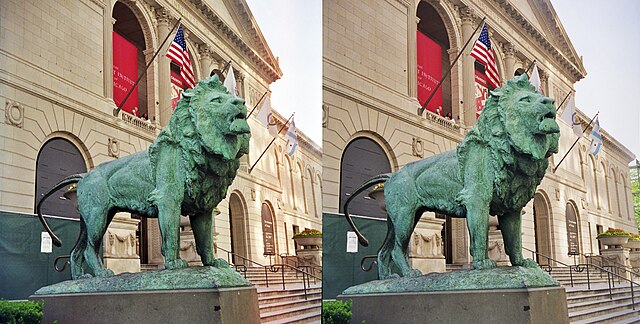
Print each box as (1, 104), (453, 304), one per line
(261, 201), (277, 258)
(35, 138), (87, 218)
(228, 192), (248, 264)
(565, 201), (580, 256)
(112, 2), (151, 119)
(339, 137), (391, 219)
(533, 192), (553, 264)
(416, 2), (452, 117)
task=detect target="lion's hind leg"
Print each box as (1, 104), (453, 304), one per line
(81, 207), (115, 278)
(377, 219), (396, 279)
(70, 218), (88, 279)
(387, 205), (422, 278)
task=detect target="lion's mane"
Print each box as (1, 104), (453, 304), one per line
(457, 75), (554, 212)
(148, 76), (239, 207)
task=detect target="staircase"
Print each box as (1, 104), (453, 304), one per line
(548, 266), (640, 323)
(240, 266), (321, 323)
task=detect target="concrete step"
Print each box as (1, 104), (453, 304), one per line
(261, 309), (321, 324)
(258, 290), (322, 305)
(568, 295), (637, 313)
(567, 289), (638, 304)
(568, 299), (640, 322)
(260, 303), (321, 323)
(259, 296), (322, 314)
(570, 306), (640, 324)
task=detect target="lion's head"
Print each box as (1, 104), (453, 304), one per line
(158, 75), (251, 162)
(472, 74), (560, 160)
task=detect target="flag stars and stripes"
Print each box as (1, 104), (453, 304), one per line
(471, 23), (500, 89)
(166, 24), (196, 89)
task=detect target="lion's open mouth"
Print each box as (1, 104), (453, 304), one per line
(229, 116), (250, 135)
(538, 111), (559, 134)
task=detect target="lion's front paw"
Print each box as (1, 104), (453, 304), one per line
(519, 258), (539, 268)
(405, 269), (423, 278)
(204, 258), (230, 268)
(165, 258), (188, 270)
(473, 259), (497, 270)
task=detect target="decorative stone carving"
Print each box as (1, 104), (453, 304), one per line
(5, 100), (23, 128)
(103, 214), (140, 275)
(502, 43), (515, 57)
(197, 44), (214, 59)
(108, 138), (120, 158)
(412, 137), (424, 158)
(459, 6), (475, 23)
(250, 189), (256, 201)
(555, 188), (561, 201)
(412, 233), (442, 258)
(154, 7), (171, 24)
(322, 104), (328, 128)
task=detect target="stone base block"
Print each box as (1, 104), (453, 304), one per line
(340, 286), (568, 324)
(410, 257), (445, 273)
(31, 286), (260, 323)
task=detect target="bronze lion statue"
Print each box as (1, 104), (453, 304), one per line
(344, 74), (560, 279)
(37, 76), (250, 279)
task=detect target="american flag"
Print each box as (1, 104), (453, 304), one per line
(166, 24), (195, 89)
(471, 23), (500, 89)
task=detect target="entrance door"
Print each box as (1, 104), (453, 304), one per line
(228, 193), (247, 265)
(533, 193), (553, 265)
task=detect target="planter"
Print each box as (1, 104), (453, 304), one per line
(625, 240), (640, 250)
(368, 188), (386, 212)
(597, 235), (630, 248)
(293, 236), (322, 249)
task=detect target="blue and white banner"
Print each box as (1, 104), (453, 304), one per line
(589, 117), (602, 156)
(285, 119), (298, 156)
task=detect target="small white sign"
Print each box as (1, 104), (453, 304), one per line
(346, 231), (358, 253)
(41, 232), (52, 253)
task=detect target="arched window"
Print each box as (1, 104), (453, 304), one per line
(281, 155), (294, 207)
(228, 192), (248, 264)
(112, 2), (153, 120)
(585, 156), (597, 207)
(35, 138), (87, 218)
(416, 2), (452, 117)
(339, 137), (391, 219)
(304, 168), (315, 216)
(565, 202), (580, 255)
(293, 162), (305, 211)
(260, 202), (277, 256)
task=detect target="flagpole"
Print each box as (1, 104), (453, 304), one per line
(553, 111), (600, 173)
(113, 18), (182, 117)
(555, 91), (573, 112)
(246, 92), (268, 119)
(418, 17), (486, 116)
(248, 113), (295, 174)
(221, 60), (232, 75)
(524, 60), (537, 75)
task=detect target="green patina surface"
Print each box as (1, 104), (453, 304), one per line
(34, 264), (250, 295)
(344, 74), (561, 280)
(342, 266), (559, 294)
(37, 76), (251, 281)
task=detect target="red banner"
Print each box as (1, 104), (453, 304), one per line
(113, 32), (139, 116)
(475, 69), (489, 119)
(170, 70), (184, 110)
(416, 31), (442, 114)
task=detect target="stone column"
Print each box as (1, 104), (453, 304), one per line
(104, 8), (114, 100)
(460, 7), (477, 127)
(143, 48), (157, 121)
(502, 43), (516, 80)
(409, 214), (446, 273)
(236, 71), (246, 99)
(540, 69), (549, 96)
(198, 44), (214, 81)
(448, 48), (463, 126)
(155, 8), (172, 127)
(409, 16), (419, 104)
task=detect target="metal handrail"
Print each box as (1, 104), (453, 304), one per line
(523, 247), (639, 310)
(584, 253), (640, 281)
(217, 246), (320, 300)
(361, 255), (378, 272)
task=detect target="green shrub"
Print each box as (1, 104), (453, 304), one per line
(629, 234), (640, 241)
(322, 299), (352, 324)
(596, 228), (630, 238)
(293, 229), (322, 238)
(0, 300), (43, 324)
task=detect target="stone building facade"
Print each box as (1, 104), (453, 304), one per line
(322, 0), (637, 272)
(0, 0), (321, 272)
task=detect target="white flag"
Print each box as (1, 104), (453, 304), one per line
(223, 63), (237, 96)
(559, 94), (582, 136)
(285, 119), (298, 156)
(589, 117), (602, 156)
(530, 64), (543, 94)
(256, 96), (278, 137)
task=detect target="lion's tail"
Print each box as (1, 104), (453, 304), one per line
(36, 174), (85, 247)
(343, 173), (391, 247)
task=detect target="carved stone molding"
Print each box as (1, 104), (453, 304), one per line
(412, 137), (424, 158)
(458, 6), (475, 24)
(322, 104), (328, 128)
(555, 188), (561, 201)
(502, 43), (515, 57)
(154, 7), (171, 24)
(250, 189), (256, 201)
(108, 138), (120, 158)
(5, 100), (23, 128)
(197, 44), (214, 59)
(276, 198), (283, 209)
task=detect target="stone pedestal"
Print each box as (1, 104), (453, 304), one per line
(488, 217), (510, 266)
(104, 213), (140, 274)
(32, 287), (259, 323)
(409, 215), (446, 273)
(341, 287), (568, 324)
(294, 236), (322, 267)
(630, 250), (640, 270)
(601, 247), (631, 268)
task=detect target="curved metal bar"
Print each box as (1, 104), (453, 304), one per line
(360, 255), (378, 272)
(54, 255), (71, 272)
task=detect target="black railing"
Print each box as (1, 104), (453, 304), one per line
(523, 247), (639, 310)
(217, 246), (321, 300)
(360, 255), (378, 272)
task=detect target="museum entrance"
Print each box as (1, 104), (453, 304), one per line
(228, 192), (248, 265)
(533, 192), (553, 265)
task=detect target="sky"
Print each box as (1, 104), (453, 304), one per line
(245, 0), (323, 146)
(551, 0), (640, 164)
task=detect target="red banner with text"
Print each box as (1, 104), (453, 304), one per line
(475, 69), (489, 119)
(170, 70), (184, 110)
(113, 32), (139, 116)
(416, 31), (442, 115)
